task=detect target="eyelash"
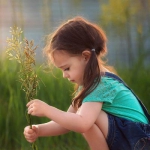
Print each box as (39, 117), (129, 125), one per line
(64, 67), (70, 71)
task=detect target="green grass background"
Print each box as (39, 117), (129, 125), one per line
(0, 55), (150, 150)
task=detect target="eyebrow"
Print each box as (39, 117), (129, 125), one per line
(58, 64), (68, 69)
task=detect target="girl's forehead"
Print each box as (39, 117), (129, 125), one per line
(52, 50), (71, 67)
(53, 50), (71, 60)
(53, 50), (68, 56)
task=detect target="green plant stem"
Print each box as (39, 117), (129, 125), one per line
(6, 26), (39, 150)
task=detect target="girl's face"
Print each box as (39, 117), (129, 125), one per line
(52, 50), (88, 85)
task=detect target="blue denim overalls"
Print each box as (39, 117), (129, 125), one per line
(105, 72), (150, 150)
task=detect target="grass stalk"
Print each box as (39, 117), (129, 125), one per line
(5, 26), (39, 150)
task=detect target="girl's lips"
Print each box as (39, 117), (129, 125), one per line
(69, 79), (75, 83)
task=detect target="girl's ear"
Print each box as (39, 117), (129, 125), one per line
(82, 50), (91, 62)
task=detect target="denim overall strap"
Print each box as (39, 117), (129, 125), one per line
(104, 72), (150, 123)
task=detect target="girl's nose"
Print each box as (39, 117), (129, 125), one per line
(63, 72), (69, 78)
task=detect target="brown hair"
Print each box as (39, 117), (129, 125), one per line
(44, 16), (109, 108)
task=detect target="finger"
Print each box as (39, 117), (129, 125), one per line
(26, 100), (35, 107)
(32, 125), (38, 131)
(24, 128), (34, 134)
(24, 131), (36, 141)
(28, 138), (36, 143)
(28, 107), (33, 115)
(25, 134), (36, 143)
(24, 132), (37, 142)
(24, 126), (31, 132)
(24, 132), (35, 139)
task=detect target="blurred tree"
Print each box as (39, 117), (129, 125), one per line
(41, 0), (51, 34)
(135, 0), (150, 70)
(100, 0), (138, 33)
(100, 0), (139, 66)
(100, 0), (150, 68)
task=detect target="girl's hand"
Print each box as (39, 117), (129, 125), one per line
(24, 125), (39, 143)
(27, 99), (50, 117)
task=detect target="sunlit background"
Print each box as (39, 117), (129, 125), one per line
(1, 0), (150, 67)
(0, 0), (150, 150)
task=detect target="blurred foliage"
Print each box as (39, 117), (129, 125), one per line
(100, 0), (150, 67)
(101, 0), (138, 31)
(0, 55), (89, 150)
(100, 0), (150, 33)
(0, 0), (150, 149)
(0, 54), (150, 149)
(6, 26), (40, 150)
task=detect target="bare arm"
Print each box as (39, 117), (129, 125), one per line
(28, 100), (102, 133)
(45, 102), (102, 133)
(24, 105), (77, 143)
(37, 105), (76, 137)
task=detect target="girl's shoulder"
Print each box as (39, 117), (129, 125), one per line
(83, 74), (127, 103)
(100, 73), (126, 90)
(100, 72), (126, 90)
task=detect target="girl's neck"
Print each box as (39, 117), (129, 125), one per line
(100, 65), (110, 74)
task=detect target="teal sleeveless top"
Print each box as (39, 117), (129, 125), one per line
(82, 76), (149, 124)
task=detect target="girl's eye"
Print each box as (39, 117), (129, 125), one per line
(64, 67), (70, 71)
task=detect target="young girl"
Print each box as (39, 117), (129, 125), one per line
(24, 17), (150, 150)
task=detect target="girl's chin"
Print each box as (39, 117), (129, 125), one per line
(69, 80), (83, 86)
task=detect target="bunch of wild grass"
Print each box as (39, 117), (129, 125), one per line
(6, 26), (39, 150)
